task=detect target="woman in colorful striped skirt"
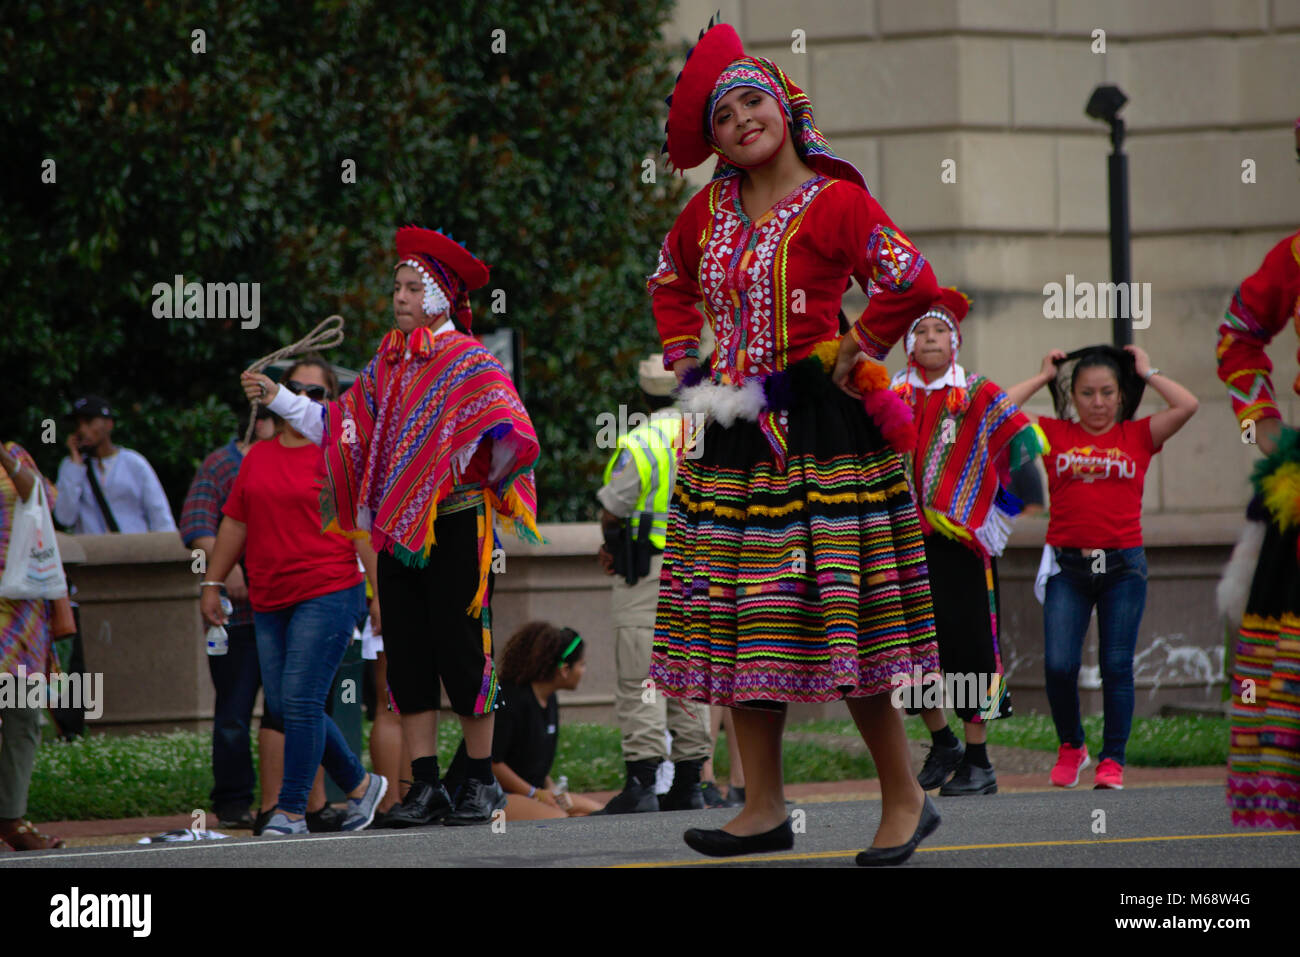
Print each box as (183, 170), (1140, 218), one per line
(647, 23), (942, 864)
(1215, 213), (1300, 830)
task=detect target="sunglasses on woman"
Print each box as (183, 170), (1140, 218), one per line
(284, 380), (330, 401)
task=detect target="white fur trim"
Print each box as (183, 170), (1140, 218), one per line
(676, 378), (766, 428)
(1216, 519), (1266, 626)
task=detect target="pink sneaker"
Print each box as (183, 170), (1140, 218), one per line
(1049, 743), (1090, 787)
(1093, 758), (1124, 790)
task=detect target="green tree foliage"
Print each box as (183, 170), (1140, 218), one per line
(0, 0), (686, 521)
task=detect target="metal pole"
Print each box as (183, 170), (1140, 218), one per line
(1107, 117), (1132, 347)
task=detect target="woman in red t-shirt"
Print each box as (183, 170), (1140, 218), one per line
(200, 358), (387, 836)
(1008, 344), (1197, 790)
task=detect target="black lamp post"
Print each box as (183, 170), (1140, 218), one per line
(1085, 84), (1132, 347)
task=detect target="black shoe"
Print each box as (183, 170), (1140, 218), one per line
(700, 781), (729, 809)
(384, 779), (453, 828)
(683, 818), (794, 857)
(305, 805), (347, 832)
(443, 777), (508, 826)
(727, 785), (745, 806)
(216, 807), (253, 830)
(661, 758), (708, 811)
(251, 808), (274, 837)
(594, 776), (660, 814)
(917, 740), (965, 790)
(855, 795), (941, 867)
(939, 761), (998, 796)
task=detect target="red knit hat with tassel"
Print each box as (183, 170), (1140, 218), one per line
(895, 287), (972, 412)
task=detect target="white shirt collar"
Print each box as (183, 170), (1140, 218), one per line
(891, 363), (968, 393)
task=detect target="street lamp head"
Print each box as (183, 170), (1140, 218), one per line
(1085, 84), (1128, 125)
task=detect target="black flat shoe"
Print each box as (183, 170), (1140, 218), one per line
(855, 795), (941, 867)
(939, 761), (997, 796)
(384, 779), (453, 828)
(683, 818), (794, 858)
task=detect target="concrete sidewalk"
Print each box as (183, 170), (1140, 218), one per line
(16, 763), (1227, 850)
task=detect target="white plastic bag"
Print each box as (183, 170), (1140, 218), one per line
(0, 481), (68, 599)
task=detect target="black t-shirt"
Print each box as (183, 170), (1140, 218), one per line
(445, 681), (558, 792)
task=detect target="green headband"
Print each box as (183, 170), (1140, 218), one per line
(557, 634), (582, 665)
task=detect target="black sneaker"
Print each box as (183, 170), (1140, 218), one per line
(442, 777), (508, 826)
(384, 779), (453, 828)
(727, 785), (746, 806)
(939, 761), (998, 796)
(917, 740), (966, 790)
(594, 776), (660, 814)
(306, 805), (346, 832)
(215, 807), (253, 830)
(700, 781), (729, 809)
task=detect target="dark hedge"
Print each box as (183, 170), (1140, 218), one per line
(0, 0), (688, 522)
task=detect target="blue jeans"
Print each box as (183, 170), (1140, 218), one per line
(1042, 547), (1147, 765)
(254, 582), (367, 815)
(208, 622), (261, 814)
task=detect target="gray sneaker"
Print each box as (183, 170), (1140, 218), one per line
(261, 812), (308, 837)
(343, 773), (389, 831)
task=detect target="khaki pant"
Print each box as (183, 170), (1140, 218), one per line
(0, 702), (42, 819)
(612, 554), (711, 763)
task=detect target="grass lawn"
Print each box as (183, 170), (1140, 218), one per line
(23, 712), (1226, 821)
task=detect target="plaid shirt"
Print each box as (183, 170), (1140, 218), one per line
(180, 439), (253, 628)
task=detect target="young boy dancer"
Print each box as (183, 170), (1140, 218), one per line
(891, 288), (1046, 795)
(243, 225), (542, 826)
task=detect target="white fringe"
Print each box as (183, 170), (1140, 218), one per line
(974, 505), (1015, 558)
(1216, 519), (1266, 626)
(676, 378), (766, 429)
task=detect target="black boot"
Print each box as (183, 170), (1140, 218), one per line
(661, 759), (707, 811)
(594, 760), (661, 814)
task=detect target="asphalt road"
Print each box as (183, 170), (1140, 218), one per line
(2, 783), (1296, 868)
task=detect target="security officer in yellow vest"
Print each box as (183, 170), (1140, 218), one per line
(594, 354), (713, 813)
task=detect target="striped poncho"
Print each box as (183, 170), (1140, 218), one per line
(894, 371), (1046, 558)
(321, 325), (542, 614)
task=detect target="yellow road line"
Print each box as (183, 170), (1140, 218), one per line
(611, 830), (1300, 868)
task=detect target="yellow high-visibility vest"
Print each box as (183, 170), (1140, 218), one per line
(601, 414), (682, 550)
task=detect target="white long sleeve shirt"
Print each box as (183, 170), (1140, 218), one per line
(53, 448), (176, 534)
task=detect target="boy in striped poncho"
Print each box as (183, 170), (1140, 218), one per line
(890, 288), (1047, 796)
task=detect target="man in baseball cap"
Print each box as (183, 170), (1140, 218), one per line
(54, 394), (175, 534)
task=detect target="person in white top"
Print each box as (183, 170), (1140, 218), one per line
(53, 395), (175, 534)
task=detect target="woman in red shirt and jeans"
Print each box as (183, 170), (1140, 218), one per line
(1010, 344), (1197, 790)
(201, 357), (386, 835)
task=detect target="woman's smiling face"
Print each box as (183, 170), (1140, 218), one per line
(711, 86), (786, 166)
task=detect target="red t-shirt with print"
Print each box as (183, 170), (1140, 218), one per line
(1039, 416), (1159, 549)
(223, 437), (362, 613)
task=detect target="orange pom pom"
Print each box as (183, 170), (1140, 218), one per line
(945, 386), (968, 413)
(852, 360), (890, 393)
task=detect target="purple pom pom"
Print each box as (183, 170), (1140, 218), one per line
(678, 365), (708, 389)
(762, 370), (795, 410)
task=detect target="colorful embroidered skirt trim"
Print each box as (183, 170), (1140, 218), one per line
(651, 386), (938, 706)
(1228, 516), (1300, 830)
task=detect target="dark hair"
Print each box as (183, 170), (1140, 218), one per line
(284, 353), (340, 399)
(1048, 345), (1145, 423)
(498, 622), (584, 685)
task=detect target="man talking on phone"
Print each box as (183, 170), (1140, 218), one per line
(53, 395), (175, 534)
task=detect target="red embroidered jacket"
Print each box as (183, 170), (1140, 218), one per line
(1216, 229), (1300, 425)
(647, 173), (938, 379)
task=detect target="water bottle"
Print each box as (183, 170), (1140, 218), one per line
(554, 775), (572, 812)
(206, 596), (233, 656)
